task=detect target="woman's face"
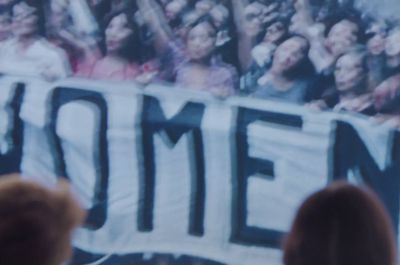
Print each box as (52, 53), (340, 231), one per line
(334, 53), (366, 92)
(272, 37), (308, 72)
(367, 33), (386, 56)
(326, 19), (359, 57)
(186, 22), (216, 61)
(264, 21), (286, 44)
(385, 30), (400, 58)
(105, 13), (133, 53)
(12, 2), (39, 38)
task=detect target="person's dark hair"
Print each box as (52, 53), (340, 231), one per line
(101, 8), (142, 63)
(324, 12), (367, 43)
(183, 14), (218, 46)
(259, 16), (290, 45)
(0, 175), (85, 265)
(334, 45), (369, 94)
(279, 34), (316, 79)
(186, 14), (218, 38)
(283, 181), (397, 265)
(12, 0), (46, 36)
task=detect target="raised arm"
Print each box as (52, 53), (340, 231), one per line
(231, 0), (257, 72)
(137, 0), (174, 53)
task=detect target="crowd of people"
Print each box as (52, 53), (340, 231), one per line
(0, 0), (399, 127)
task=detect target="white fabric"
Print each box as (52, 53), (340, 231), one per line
(0, 38), (71, 79)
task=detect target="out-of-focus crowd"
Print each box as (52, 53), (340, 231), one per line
(0, 0), (399, 127)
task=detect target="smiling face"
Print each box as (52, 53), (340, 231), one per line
(105, 13), (133, 53)
(186, 21), (216, 61)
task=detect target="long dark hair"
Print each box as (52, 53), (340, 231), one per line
(101, 8), (142, 63)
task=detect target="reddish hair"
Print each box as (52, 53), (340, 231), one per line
(283, 181), (397, 265)
(0, 175), (85, 265)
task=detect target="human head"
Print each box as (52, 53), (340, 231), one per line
(334, 47), (368, 94)
(385, 28), (400, 64)
(195, 0), (216, 16)
(271, 35), (311, 76)
(366, 21), (387, 56)
(103, 10), (141, 62)
(325, 19), (360, 58)
(185, 15), (217, 62)
(243, 1), (264, 37)
(283, 181), (397, 265)
(165, 0), (186, 21)
(174, 10), (201, 41)
(263, 20), (288, 44)
(210, 4), (229, 29)
(0, 175), (85, 265)
(12, 0), (46, 38)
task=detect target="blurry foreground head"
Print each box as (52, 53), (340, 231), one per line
(283, 181), (397, 265)
(0, 175), (85, 265)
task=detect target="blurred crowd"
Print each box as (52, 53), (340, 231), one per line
(0, 0), (399, 127)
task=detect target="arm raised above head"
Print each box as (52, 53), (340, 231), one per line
(137, 0), (175, 53)
(231, 0), (258, 72)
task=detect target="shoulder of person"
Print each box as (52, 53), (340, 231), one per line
(35, 38), (68, 58)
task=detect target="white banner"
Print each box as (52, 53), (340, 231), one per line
(0, 76), (398, 265)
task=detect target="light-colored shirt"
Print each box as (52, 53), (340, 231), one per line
(0, 38), (71, 79)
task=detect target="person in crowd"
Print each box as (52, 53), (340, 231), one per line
(251, 35), (316, 104)
(75, 8), (148, 81)
(384, 27), (400, 77)
(308, 48), (374, 113)
(303, 15), (364, 100)
(0, 175), (85, 265)
(371, 28), (400, 128)
(138, 0), (238, 97)
(366, 21), (387, 89)
(251, 18), (289, 68)
(283, 181), (397, 265)
(331, 48), (374, 113)
(0, 0), (71, 80)
(233, 0), (277, 94)
(232, 0), (266, 72)
(174, 15), (238, 96)
(164, 0), (188, 23)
